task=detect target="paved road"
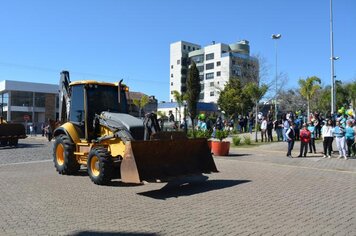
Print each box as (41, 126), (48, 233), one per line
(0, 137), (355, 235)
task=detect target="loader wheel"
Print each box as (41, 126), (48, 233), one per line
(87, 147), (113, 185)
(53, 134), (80, 175)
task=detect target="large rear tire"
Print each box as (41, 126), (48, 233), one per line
(53, 134), (80, 175)
(87, 147), (113, 185)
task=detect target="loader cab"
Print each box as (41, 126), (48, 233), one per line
(68, 81), (128, 141)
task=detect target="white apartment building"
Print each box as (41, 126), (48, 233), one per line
(169, 40), (258, 103)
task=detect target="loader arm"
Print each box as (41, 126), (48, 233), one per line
(58, 71), (71, 123)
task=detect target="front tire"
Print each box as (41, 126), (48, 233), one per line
(53, 134), (80, 175)
(87, 147), (113, 185)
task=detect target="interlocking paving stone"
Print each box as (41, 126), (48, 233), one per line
(0, 137), (355, 235)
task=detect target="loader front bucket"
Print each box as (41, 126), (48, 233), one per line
(120, 138), (218, 184)
(0, 123), (26, 141)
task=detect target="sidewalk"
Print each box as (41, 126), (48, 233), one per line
(222, 135), (356, 174)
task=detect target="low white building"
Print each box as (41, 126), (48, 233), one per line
(0, 80), (58, 125)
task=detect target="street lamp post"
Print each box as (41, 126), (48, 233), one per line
(272, 34), (282, 120)
(330, 0), (336, 115)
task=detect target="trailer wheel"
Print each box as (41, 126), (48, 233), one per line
(9, 139), (18, 147)
(53, 134), (80, 175)
(87, 147), (113, 185)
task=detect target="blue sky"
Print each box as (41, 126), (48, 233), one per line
(0, 0), (355, 102)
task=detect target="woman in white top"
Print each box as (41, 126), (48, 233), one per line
(321, 119), (334, 158)
(260, 117), (267, 142)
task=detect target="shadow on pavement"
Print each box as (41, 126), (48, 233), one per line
(137, 179), (251, 200)
(0, 143), (45, 150)
(71, 231), (159, 236)
(226, 153), (252, 157)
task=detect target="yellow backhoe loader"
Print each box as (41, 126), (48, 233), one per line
(53, 71), (217, 185)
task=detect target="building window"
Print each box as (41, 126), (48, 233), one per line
(11, 91), (33, 107)
(197, 65), (204, 72)
(171, 74), (173, 78)
(217, 61), (221, 66)
(171, 65), (173, 69)
(183, 45), (186, 50)
(210, 91), (214, 96)
(199, 93), (204, 100)
(171, 82), (173, 86)
(205, 63), (214, 70)
(199, 75), (204, 81)
(193, 47), (195, 51)
(177, 59), (180, 65)
(171, 91), (173, 94)
(200, 83), (204, 90)
(217, 71), (221, 77)
(206, 53), (214, 60)
(188, 46), (191, 51)
(191, 55), (204, 64)
(206, 72), (214, 80)
(210, 82), (214, 87)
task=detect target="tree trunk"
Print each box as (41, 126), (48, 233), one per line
(191, 117), (195, 138)
(307, 99), (310, 123)
(255, 100), (258, 142)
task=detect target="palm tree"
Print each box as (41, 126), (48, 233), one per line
(298, 76), (321, 122)
(244, 82), (268, 142)
(133, 95), (149, 118)
(172, 90), (186, 123)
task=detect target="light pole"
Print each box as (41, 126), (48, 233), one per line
(272, 34), (281, 120)
(330, 0), (335, 115)
(329, 0), (340, 115)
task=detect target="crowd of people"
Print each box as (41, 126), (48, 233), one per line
(187, 108), (356, 159)
(268, 111), (356, 159)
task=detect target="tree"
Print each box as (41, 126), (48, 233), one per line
(172, 90), (186, 123)
(186, 61), (200, 134)
(298, 76), (321, 122)
(133, 95), (149, 118)
(244, 82), (268, 142)
(217, 76), (256, 117)
(349, 81), (356, 110)
(310, 86), (330, 115)
(278, 89), (305, 114)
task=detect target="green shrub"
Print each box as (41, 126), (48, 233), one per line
(232, 136), (241, 146)
(187, 129), (212, 139)
(195, 129), (212, 139)
(215, 129), (229, 142)
(244, 135), (252, 145)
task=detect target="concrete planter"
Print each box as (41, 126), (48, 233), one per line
(211, 141), (230, 156)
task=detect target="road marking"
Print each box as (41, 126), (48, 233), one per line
(0, 159), (52, 167)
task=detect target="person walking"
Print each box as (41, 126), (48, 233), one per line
(260, 117), (267, 142)
(322, 119), (334, 158)
(308, 122), (316, 153)
(267, 118), (274, 142)
(286, 122), (296, 158)
(345, 120), (355, 158)
(334, 120), (347, 159)
(274, 118), (283, 142)
(282, 115), (290, 142)
(298, 123), (311, 157)
(248, 114), (254, 134)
